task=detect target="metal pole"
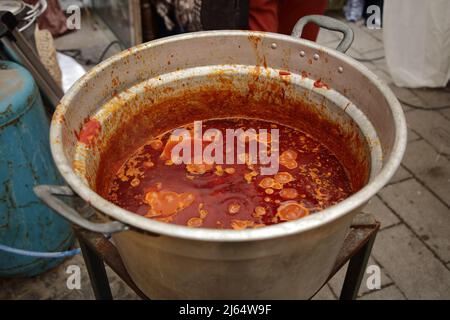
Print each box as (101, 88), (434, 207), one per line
(79, 238), (114, 300)
(339, 231), (377, 300)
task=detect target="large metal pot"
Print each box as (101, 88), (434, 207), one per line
(35, 16), (407, 299)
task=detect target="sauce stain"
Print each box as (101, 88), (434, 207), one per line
(78, 118), (101, 147)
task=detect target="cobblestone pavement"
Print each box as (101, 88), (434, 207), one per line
(313, 15), (450, 300)
(1, 13), (449, 300)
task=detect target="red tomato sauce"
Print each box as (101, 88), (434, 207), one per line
(77, 118), (101, 146)
(102, 118), (353, 230)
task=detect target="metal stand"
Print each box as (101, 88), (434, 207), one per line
(78, 239), (113, 300)
(74, 213), (379, 300)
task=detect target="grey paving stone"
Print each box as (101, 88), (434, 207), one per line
(371, 57), (389, 75)
(318, 39), (342, 52)
(328, 256), (393, 297)
(388, 165), (412, 185)
(400, 102), (413, 113)
(46, 255), (95, 299)
(60, 287), (94, 300)
(412, 88), (450, 109)
(0, 283), (14, 299)
(15, 284), (53, 300)
(312, 284), (336, 300)
(406, 110), (450, 155)
(316, 29), (340, 45)
(106, 266), (141, 299)
(359, 61), (376, 72)
(348, 47), (384, 62)
(0, 272), (61, 300)
(18, 261), (87, 300)
(54, 259), (140, 300)
(364, 28), (383, 42)
(0, 251), (140, 300)
(59, 268), (95, 300)
(383, 75), (450, 112)
(362, 195), (400, 229)
(0, 279), (23, 299)
(390, 87), (450, 111)
(379, 179), (450, 262)
(372, 224), (450, 299)
(407, 128), (420, 142)
(0, 242), (150, 300)
(389, 85), (424, 107)
(402, 140), (450, 207)
(371, 68), (393, 85)
(359, 284), (405, 300)
(348, 22), (384, 53)
(440, 108), (450, 121)
(110, 278), (141, 300)
(348, 49), (393, 89)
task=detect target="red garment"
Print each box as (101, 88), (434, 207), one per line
(249, 0), (328, 41)
(248, 0), (279, 32)
(24, 0), (68, 37)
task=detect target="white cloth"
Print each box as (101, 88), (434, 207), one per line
(383, 0), (450, 88)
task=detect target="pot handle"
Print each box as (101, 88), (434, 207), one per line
(291, 15), (354, 53)
(34, 185), (128, 234)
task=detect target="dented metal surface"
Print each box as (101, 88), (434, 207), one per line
(45, 29), (406, 298)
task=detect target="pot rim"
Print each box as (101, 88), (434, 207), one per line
(50, 30), (407, 242)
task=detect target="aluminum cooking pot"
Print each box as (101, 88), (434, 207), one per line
(35, 16), (407, 299)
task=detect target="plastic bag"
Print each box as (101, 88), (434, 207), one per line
(383, 0), (450, 88)
(344, 0), (364, 22)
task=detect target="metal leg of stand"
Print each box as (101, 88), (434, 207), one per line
(79, 238), (113, 300)
(339, 231), (377, 300)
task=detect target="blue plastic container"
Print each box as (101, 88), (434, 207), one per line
(0, 60), (74, 277)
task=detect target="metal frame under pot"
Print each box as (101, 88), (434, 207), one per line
(76, 212), (380, 300)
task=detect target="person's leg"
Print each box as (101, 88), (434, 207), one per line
(278, 0), (328, 41)
(248, 0), (279, 32)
